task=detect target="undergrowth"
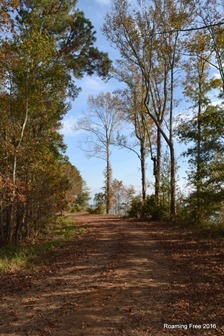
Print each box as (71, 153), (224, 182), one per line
(175, 215), (224, 238)
(0, 215), (85, 272)
(197, 223), (224, 238)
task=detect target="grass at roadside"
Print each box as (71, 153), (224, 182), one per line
(0, 215), (85, 272)
(197, 223), (224, 238)
(174, 215), (224, 238)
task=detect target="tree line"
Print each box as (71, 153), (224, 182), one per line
(0, 0), (110, 244)
(1, 0), (223, 245)
(76, 0), (224, 224)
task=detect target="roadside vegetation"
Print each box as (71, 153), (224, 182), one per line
(0, 0), (110, 246)
(0, 0), (223, 249)
(0, 215), (85, 272)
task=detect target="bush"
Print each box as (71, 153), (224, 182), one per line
(128, 195), (169, 220)
(87, 204), (105, 215)
(69, 203), (82, 213)
(176, 194), (224, 230)
(128, 196), (143, 218)
(142, 195), (169, 220)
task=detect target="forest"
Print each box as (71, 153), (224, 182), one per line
(0, 0), (223, 246)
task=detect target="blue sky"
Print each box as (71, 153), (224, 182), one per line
(60, 0), (190, 200)
(60, 0), (151, 200)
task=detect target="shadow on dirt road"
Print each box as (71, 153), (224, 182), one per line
(0, 215), (223, 335)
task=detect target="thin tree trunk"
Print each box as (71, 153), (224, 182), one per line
(140, 139), (147, 202)
(169, 39), (177, 217)
(9, 95), (29, 243)
(170, 144), (176, 217)
(196, 81), (202, 222)
(155, 127), (161, 204)
(0, 198), (4, 243)
(8, 155), (17, 243)
(106, 141), (112, 214)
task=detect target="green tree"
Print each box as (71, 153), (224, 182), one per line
(91, 192), (106, 214)
(0, 27), (67, 242)
(178, 104), (224, 224)
(177, 28), (224, 224)
(75, 181), (91, 210)
(178, 31), (214, 223)
(64, 162), (83, 204)
(16, 0), (111, 83)
(0, 0), (111, 244)
(94, 192), (106, 207)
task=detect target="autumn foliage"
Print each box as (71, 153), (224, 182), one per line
(0, 0), (110, 244)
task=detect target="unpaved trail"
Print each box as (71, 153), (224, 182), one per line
(0, 215), (223, 336)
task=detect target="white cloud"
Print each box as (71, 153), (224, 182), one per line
(95, 0), (111, 5)
(59, 115), (77, 136)
(76, 75), (119, 97)
(210, 99), (224, 106)
(212, 72), (221, 80)
(83, 76), (107, 93)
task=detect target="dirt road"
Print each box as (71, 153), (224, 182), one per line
(0, 215), (223, 335)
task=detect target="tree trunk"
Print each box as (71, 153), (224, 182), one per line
(170, 144), (176, 217)
(8, 154), (17, 243)
(140, 139), (147, 202)
(196, 81), (202, 222)
(8, 95), (29, 243)
(155, 127), (161, 204)
(106, 141), (112, 214)
(0, 199), (4, 243)
(169, 50), (177, 218)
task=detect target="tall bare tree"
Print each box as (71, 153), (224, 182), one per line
(113, 60), (154, 201)
(103, 0), (195, 216)
(75, 92), (123, 214)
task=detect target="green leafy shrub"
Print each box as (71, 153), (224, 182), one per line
(87, 204), (105, 215)
(142, 195), (169, 220)
(128, 195), (169, 220)
(69, 203), (82, 213)
(128, 196), (143, 218)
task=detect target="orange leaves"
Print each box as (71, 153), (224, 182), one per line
(0, 173), (28, 204)
(0, 0), (20, 32)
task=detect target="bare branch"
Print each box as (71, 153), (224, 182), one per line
(158, 21), (224, 35)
